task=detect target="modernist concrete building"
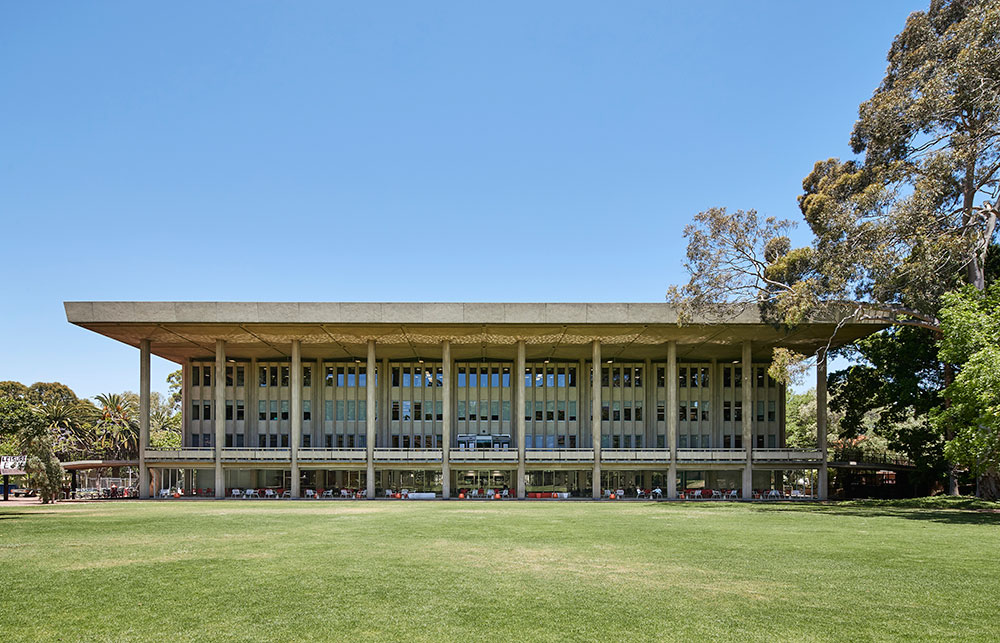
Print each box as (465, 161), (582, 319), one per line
(65, 302), (880, 501)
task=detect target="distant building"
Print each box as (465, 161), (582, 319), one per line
(65, 302), (879, 500)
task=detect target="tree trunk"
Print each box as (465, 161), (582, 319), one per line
(943, 360), (960, 496)
(979, 469), (1000, 501)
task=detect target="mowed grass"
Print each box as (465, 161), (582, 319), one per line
(1, 499), (998, 641)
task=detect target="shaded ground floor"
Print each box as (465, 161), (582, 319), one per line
(146, 466), (823, 499)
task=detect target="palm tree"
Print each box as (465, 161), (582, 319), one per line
(93, 393), (139, 461)
(40, 400), (97, 460)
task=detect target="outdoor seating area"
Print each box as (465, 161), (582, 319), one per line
(680, 488), (741, 500)
(457, 488), (511, 499)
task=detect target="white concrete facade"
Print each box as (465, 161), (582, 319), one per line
(67, 301), (883, 500)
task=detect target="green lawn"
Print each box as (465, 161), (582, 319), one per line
(1, 499), (998, 641)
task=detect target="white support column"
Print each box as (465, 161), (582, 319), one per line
(591, 340), (601, 499)
(817, 348), (829, 501)
(643, 358), (653, 449)
(291, 340), (302, 499)
(441, 340), (452, 499)
(214, 340), (226, 499)
(139, 339), (151, 499)
(666, 341), (677, 499)
(366, 340), (376, 499)
(516, 340), (526, 499)
(742, 340), (753, 499)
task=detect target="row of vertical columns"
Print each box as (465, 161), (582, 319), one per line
(290, 340), (302, 498)
(214, 340), (226, 498)
(139, 339), (151, 499)
(666, 341), (677, 498)
(366, 340), (376, 499)
(515, 340), (526, 499)
(742, 340), (753, 498)
(591, 341), (601, 499)
(441, 340), (452, 499)
(817, 347), (828, 500)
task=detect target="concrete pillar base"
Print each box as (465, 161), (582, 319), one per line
(366, 462), (375, 499)
(139, 465), (150, 499)
(742, 465), (753, 499)
(442, 464), (451, 499)
(291, 463), (300, 499)
(214, 463), (224, 499)
(818, 464), (828, 500)
(592, 462), (601, 499)
(667, 463), (677, 499)
(516, 462), (525, 499)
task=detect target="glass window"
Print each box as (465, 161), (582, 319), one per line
(569, 400), (577, 422)
(569, 368), (577, 387)
(191, 434), (199, 447)
(258, 400), (266, 421)
(259, 367), (267, 387)
(536, 401), (544, 422)
(724, 401), (732, 422)
(656, 402), (665, 422)
(724, 367), (731, 388)
(457, 401), (465, 421)
(492, 369), (500, 388)
(401, 369), (410, 387)
(757, 401), (765, 422)
(768, 401), (776, 422)
(225, 400), (233, 421)
(336, 401), (345, 421)
(502, 368), (510, 387)
(458, 368), (466, 387)
(302, 434), (311, 447)
(635, 401), (643, 421)
(191, 366), (199, 386)
(203, 403), (211, 420)
(436, 401), (443, 421)
(359, 367), (367, 388)
(491, 401), (500, 421)
(281, 367), (289, 387)
(469, 400), (478, 420)
(701, 401), (709, 421)
(192, 401), (200, 421)
(281, 400), (289, 420)
(400, 401), (409, 421)
(325, 400), (333, 421)
(679, 368), (687, 388)
(502, 400), (510, 421)
(468, 370), (477, 388)
(734, 367), (742, 388)
(413, 402), (423, 419)
(203, 433), (211, 447)
(359, 401), (366, 421)
(225, 366), (233, 387)
(303, 400), (311, 421)
(337, 368), (345, 387)
(303, 366), (311, 387)
(325, 366), (335, 386)
(623, 402), (631, 422)
(546, 401), (554, 422)
(557, 400), (566, 421)
(768, 434), (776, 448)
(270, 400), (278, 421)
(601, 368), (609, 387)
(679, 404), (687, 422)
(270, 366), (278, 387)
(612, 369), (621, 388)
(634, 367), (642, 388)
(203, 367), (211, 386)
(656, 367), (665, 387)
(391, 367), (400, 387)
(600, 403), (609, 421)
(236, 366), (245, 387)
(701, 368), (709, 388)
(757, 367), (765, 387)
(734, 401), (743, 422)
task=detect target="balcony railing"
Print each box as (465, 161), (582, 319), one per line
(752, 448), (823, 462)
(449, 450), (519, 463)
(525, 448), (594, 462)
(373, 448), (443, 462)
(145, 448), (215, 461)
(601, 448), (671, 463)
(221, 448), (291, 461)
(676, 448), (747, 462)
(297, 448), (367, 462)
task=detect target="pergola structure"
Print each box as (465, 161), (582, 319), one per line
(66, 301), (883, 501)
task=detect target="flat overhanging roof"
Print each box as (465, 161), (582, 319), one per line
(64, 301), (886, 364)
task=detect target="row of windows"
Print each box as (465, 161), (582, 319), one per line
(192, 363), (781, 391)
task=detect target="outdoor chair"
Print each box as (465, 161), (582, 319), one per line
(159, 488), (170, 498)
(231, 488), (242, 498)
(384, 489), (394, 498)
(322, 489), (334, 498)
(245, 489), (260, 498)
(727, 489), (739, 500)
(264, 489), (276, 499)
(501, 489), (509, 498)
(305, 489), (315, 498)
(711, 489), (723, 499)
(280, 490), (290, 498)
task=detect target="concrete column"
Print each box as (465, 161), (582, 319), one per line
(290, 340), (302, 498)
(515, 340), (526, 499)
(666, 341), (678, 499)
(380, 357), (390, 448)
(181, 358), (190, 447)
(591, 341), (601, 499)
(817, 348), (829, 500)
(441, 340), (452, 499)
(214, 340), (226, 498)
(643, 358), (653, 449)
(742, 341), (753, 499)
(578, 358), (587, 450)
(248, 358), (257, 448)
(139, 339), (151, 499)
(366, 340), (376, 499)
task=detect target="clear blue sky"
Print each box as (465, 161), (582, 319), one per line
(0, 1), (926, 400)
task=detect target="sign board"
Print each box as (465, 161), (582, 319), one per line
(0, 455), (27, 476)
